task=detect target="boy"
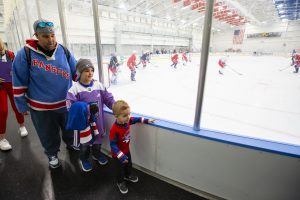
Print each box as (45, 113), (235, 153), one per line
(110, 100), (155, 194)
(66, 58), (115, 171)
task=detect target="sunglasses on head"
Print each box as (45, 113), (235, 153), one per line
(37, 21), (54, 28)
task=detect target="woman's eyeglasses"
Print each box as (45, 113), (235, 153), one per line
(37, 21), (54, 28)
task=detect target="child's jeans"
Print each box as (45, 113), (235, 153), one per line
(113, 152), (132, 183)
(79, 143), (103, 161)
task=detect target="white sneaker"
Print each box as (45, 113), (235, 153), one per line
(49, 156), (61, 169)
(19, 126), (28, 137)
(0, 139), (12, 151)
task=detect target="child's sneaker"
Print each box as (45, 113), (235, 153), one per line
(124, 175), (139, 183)
(49, 156), (61, 169)
(117, 181), (128, 194)
(92, 154), (108, 165)
(19, 126), (28, 137)
(0, 139), (12, 151)
(79, 159), (93, 172)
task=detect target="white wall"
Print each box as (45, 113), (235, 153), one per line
(5, 1), (192, 55)
(211, 21), (300, 54)
(102, 113), (300, 200)
(0, 32), (6, 42)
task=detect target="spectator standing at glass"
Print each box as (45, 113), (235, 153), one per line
(110, 100), (155, 194)
(0, 38), (28, 151)
(66, 59), (115, 172)
(12, 19), (77, 169)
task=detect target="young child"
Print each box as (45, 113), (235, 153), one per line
(109, 100), (155, 194)
(66, 58), (115, 172)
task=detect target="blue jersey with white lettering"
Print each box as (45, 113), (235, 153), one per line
(12, 39), (77, 113)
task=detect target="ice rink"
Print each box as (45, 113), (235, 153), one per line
(95, 54), (300, 146)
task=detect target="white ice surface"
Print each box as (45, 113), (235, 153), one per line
(93, 54), (300, 146)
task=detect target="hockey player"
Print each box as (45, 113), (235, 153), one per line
(291, 49), (296, 66)
(127, 51), (137, 81)
(293, 52), (300, 73)
(109, 53), (119, 84)
(137, 51), (149, 68)
(182, 51), (188, 66)
(170, 50), (178, 69)
(218, 57), (227, 75)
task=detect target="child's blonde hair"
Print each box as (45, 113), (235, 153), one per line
(112, 100), (130, 116)
(0, 38), (5, 54)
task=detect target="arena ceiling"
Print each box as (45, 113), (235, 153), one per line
(98, 0), (299, 28)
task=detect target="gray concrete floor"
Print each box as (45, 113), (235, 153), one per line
(0, 104), (206, 200)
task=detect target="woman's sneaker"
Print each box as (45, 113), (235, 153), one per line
(117, 181), (128, 194)
(79, 159), (93, 172)
(19, 126), (28, 137)
(0, 139), (12, 151)
(124, 175), (139, 183)
(49, 156), (61, 169)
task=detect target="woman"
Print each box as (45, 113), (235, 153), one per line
(0, 38), (28, 151)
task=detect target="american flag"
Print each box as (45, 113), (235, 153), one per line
(233, 29), (245, 44)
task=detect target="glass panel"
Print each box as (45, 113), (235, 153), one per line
(7, 0), (299, 147)
(201, 0), (300, 145)
(38, 0), (63, 47)
(97, 1), (199, 127)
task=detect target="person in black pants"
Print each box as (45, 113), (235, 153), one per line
(109, 100), (155, 194)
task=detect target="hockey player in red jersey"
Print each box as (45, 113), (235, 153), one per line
(182, 51), (188, 66)
(292, 52), (300, 73)
(218, 57), (227, 75)
(127, 51), (137, 81)
(170, 50), (178, 68)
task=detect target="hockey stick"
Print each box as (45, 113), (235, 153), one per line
(279, 65), (291, 71)
(227, 65), (243, 75)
